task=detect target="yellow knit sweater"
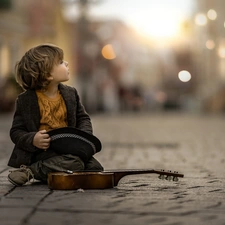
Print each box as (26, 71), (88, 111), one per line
(36, 90), (68, 131)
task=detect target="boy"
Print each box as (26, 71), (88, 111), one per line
(8, 43), (103, 186)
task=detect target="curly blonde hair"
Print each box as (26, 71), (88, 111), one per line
(15, 44), (64, 90)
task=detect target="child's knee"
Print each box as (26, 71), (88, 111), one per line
(85, 157), (104, 171)
(61, 155), (85, 171)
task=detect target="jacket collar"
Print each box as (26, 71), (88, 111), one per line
(20, 89), (40, 130)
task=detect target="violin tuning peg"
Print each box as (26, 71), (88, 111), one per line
(173, 176), (179, 182)
(166, 175), (172, 181)
(158, 174), (165, 180)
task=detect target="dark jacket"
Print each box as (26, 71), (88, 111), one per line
(8, 83), (92, 168)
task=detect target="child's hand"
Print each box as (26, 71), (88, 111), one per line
(33, 130), (51, 151)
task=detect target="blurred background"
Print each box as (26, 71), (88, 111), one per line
(1, 0), (225, 115)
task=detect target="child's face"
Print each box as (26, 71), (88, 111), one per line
(49, 60), (70, 84)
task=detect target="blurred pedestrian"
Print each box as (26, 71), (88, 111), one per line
(7, 44), (103, 186)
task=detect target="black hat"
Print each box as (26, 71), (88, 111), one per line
(47, 127), (102, 163)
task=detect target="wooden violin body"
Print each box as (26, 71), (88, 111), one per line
(48, 169), (184, 190)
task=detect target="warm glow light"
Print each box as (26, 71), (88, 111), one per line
(128, 8), (182, 39)
(207, 9), (217, 20)
(178, 70), (191, 82)
(218, 48), (225, 58)
(101, 44), (116, 60)
(206, 40), (215, 50)
(195, 13), (207, 26)
(1, 45), (10, 77)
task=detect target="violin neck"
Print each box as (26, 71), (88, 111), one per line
(105, 169), (183, 186)
(108, 169), (156, 186)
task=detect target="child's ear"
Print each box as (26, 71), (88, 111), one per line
(47, 76), (54, 81)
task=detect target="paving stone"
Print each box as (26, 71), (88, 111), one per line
(0, 112), (225, 225)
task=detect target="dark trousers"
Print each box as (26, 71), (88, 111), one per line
(30, 154), (104, 182)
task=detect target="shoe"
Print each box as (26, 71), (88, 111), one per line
(8, 165), (34, 186)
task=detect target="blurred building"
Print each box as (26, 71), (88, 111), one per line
(72, 18), (165, 113)
(2, 0), (224, 114)
(0, 0), (197, 114)
(62, 0), (164, 113)
(193, 0), (225, 112)
(0, 0), (74, 112)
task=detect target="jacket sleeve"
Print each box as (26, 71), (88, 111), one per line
(10, 97), (37, 153)
(74, 89), (93, 134)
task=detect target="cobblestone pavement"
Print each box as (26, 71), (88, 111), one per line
(0, 112), (225, 225)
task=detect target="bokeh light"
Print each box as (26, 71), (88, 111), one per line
(206, 40), (215, 50)
(195, 13), (207, 26)
(178, 70), (191, 82)
(207, 9), (217, 20)
(101, 44), (116, 60)
(218, 47), (225, 58)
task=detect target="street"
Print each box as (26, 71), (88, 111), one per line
(0, 112), (225, 225)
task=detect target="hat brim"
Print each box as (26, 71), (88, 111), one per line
(47, 127), (102, 162)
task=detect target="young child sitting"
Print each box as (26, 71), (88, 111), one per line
(8, 43), (103, 186)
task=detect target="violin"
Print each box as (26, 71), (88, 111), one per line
(48, 169), (184, 190)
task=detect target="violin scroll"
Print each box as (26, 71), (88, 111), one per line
(158, 170), (182, 182)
